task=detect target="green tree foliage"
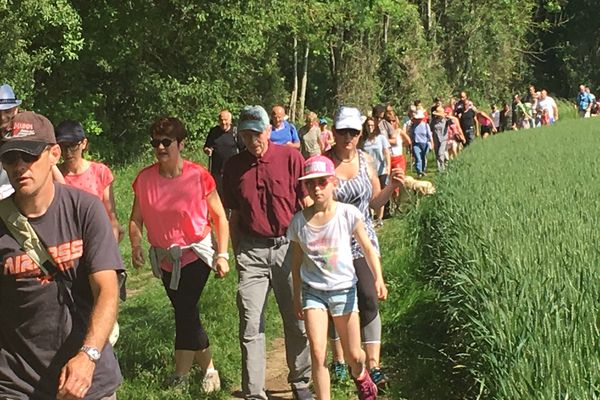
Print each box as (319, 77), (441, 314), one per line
(0, 0), (594, 163)
(0, 0), (82, 103)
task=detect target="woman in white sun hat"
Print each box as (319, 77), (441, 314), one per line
(325, 106), (404, 390)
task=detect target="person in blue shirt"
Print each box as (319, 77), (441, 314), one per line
(577, 84), (593, 118)
(270, 105), (300, 148)
(409, 109), (434, 178)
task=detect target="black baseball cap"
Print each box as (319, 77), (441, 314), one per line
(55, 120), (86, 143)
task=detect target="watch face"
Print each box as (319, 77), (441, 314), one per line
(82, 346), (101, 361)
(89, 348), (101, 360)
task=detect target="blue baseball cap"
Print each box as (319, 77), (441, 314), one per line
(237, 105), (270, 133)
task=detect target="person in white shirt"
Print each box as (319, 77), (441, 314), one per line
(536, 89), (559, 124)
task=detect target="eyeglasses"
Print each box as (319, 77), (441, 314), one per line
(304, 176), (333, 188)
(334, 129), (361, 137)
(150, 138), (177, 148)
(1, 151), (43, 165)
(59, 141), (83, 152)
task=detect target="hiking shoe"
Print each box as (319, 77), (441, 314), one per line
(369, 367), (388, 391)
(291, 386), (314, 400)
(329, 361), (348, 383)
(201, 370), (221, 393)
(164, 373), (188, 391)
(353, 371), (378, 400)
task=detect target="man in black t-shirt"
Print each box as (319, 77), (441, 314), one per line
(203, 110), (244, 197)
(0, 111), (123, 400)
(460, 100), (477, 146)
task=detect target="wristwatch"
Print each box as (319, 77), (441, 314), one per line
(215, 252), (229, 261)
(80, 345), (101, 362)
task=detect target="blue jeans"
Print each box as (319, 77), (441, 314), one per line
(412, 142), (429, 174)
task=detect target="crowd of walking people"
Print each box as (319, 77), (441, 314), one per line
(0, 79), (595, 400)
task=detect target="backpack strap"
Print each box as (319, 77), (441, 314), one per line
(0, 197), (76, 310)
(0, 198), (55, 276)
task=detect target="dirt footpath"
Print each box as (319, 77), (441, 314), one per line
(230, 337), (294, 399)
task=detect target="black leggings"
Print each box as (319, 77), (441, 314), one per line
(161, 258), (212, 351)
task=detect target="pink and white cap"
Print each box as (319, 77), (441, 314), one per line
(299, 155), (335, 181)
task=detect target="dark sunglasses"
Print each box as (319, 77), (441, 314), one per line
(59, 141), (83, 152)
(150, 138), (178, 148)
(1, 151), (42, 165)
(335, 129), (361, 137)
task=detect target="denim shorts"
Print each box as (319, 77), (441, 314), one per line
(302, 284), (358, 317)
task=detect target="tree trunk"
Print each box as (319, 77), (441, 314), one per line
(289, 35), (298, 124)
(297, 41), (309, 122)
(427, 0), (432, 34)
(383, 14), (389, 44)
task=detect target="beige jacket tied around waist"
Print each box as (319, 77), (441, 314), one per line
(148, 233), (214, 290)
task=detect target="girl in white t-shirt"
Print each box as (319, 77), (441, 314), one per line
(287, 155), (387, 400)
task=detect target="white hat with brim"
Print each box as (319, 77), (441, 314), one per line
(0, 84), (21, 111)
(334, 106), (363, 131)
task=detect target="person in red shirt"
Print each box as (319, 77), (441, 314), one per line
(222, 105), (313, 400)
(56, 120), (122, 242)
(129, 117), (230, 394)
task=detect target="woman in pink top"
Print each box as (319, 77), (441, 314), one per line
(129, 117), (229, 394)
(56, 120), (121, 241)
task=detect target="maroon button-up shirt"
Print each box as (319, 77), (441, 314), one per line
(222, 143), (307, 238)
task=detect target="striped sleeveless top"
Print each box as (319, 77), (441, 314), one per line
(331, 150), (380, 259)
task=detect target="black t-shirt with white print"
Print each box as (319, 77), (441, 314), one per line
(0, 183), (124, 399)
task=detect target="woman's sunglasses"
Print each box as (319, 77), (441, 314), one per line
(334, 129), (361, 137)
(59, 141), (83, 152)
(1, 151), (42, 165)
(150, 138), (178, 148)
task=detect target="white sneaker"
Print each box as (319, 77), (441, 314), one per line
(202, 370), (221, 393)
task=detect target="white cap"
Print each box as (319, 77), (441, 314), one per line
(334, 106), (363, 131)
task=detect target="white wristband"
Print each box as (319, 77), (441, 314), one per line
(215, 252), (229, 261)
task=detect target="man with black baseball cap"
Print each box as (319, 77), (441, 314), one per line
(0, 111), (123, 399)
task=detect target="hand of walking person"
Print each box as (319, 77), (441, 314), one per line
(389, 166), (406, 187)
(131, 245), (145, 269)
(213, 257), (230, 278)
(294, 295), (304, 321)
(375, 279), (388, 301)
(57, 353), (96, 400)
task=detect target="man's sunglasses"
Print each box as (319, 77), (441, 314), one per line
(1, 151), (42, 165)
(334, 129), (361, 137)
(150, 138), (178, 148)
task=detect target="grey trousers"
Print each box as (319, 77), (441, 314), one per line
(236, 236), (311, 400)
(434, 138), (448, 171)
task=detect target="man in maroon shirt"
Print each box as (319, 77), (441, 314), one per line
(222, 105), (312, 400)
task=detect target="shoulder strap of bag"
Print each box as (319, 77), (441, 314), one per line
(0, 198), (57, 276)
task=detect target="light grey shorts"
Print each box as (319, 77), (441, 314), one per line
(302, 284), (358, 317)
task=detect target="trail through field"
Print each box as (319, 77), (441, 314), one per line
(230, 337), (293, 399)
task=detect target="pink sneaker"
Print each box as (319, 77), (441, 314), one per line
(353, 370), (378, 400)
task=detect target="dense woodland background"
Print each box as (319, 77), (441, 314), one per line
(2, 0), (597, 161)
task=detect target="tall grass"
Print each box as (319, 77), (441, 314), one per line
(415, 119), (600, 399)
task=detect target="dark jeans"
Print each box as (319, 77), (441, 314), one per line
(464, 127), (475, 146)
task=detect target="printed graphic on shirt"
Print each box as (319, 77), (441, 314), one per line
(2, 239), (83, 279)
